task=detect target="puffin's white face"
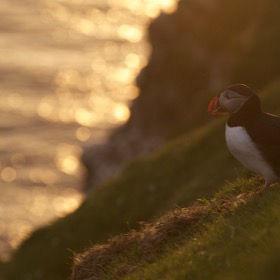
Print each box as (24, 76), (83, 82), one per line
(218, 90), (251, 114)
(208, 88), (252, 116)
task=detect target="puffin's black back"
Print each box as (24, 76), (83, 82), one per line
(244, 113), (280, 176)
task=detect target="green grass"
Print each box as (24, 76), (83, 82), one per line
(70, 177), (280, 280)
(124, 182), (280, 280)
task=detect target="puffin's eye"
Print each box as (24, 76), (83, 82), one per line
(224, 90), (240, 99)
(225, 93), (230, 99)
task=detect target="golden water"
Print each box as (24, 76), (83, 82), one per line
(0, 0), (177, 261)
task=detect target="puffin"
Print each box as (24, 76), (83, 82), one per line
(208, 83), (280, 186)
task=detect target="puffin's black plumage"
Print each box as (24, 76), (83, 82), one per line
(237, 112), (280, 178)
(208, 83), (280, 185)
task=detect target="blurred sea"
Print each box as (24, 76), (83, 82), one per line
(0, 0), (177, 261)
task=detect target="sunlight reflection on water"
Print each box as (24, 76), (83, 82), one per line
(0, 0), (177, 261)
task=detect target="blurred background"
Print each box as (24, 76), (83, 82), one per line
(0, 0), (177, 261)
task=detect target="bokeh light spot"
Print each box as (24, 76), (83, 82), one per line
(56, 144), (82, 175)
(41, 170), (57, 186)
(7, 93), (23, 109)
(113, 104), (130, 123)
(117, 24), (143, 43)
(55, 68), (80, 87)
(125, 53), (141, 68)
(76, 127), (91, 142)
(126, 85), (140, 100)
(37, 99), (53, 119)
(57, 155), (79, 175)
(52, 192), (83, 217)
(75, 108), (97, 127)
(1, 167), (17, 183)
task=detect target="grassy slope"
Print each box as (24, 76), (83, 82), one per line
(71, 178), (280, 280)
(2, 81), (280, 279)
(124, 179), (280, 280)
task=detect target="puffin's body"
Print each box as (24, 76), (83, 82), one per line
(208, 84), (280, 186)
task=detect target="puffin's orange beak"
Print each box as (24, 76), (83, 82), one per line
(208, 95), (229, 116)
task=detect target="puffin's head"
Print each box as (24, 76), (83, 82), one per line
(208, 84), (257, 116)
